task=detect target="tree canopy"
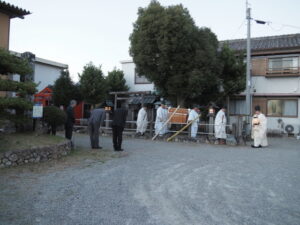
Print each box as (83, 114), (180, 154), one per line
(130, 1), (245, 106)
(106, 68), (129, 93)
(0, 48), (37, 128)
(52, 69), (81, 107)
(79, 62), (107, 106)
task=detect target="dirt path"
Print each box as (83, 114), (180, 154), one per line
(1, 134), (300, 225)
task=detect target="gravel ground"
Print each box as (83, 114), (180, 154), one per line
(0, 134), (300, 225)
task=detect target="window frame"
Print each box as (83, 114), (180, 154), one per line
(266, 98), (298, 118)
(267, 56), (300, 76)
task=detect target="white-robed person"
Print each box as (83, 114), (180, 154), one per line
(188, 105), (200, 138)
(136, 104), (148, 136)
(251, 105), (268, 148)
(155, 102), (167, 136)
(214, 106), (227, 144)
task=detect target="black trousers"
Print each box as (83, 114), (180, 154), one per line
(65, 124), (73, 140)
(112, 125), (124, 150)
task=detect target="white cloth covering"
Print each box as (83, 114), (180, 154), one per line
(214, 109), (227, 139)
(136, 108), (148, 134)
(251, 113), (268, 147)
(155, 106), (168, 135)
(188, 109), (199, 138)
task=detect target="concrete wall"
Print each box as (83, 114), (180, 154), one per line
(252, 76), (300, 94)
(0, 12), (10, 49)
(121, 61), (154, 92)
(34, 63), (63, 91)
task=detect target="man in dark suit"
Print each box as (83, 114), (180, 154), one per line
(65, 100), (77, 140)
(88, 107), (106, 149)
(112, 103), (128, 151)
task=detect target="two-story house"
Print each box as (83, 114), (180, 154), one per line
(121, 33), (300, 134)
(225, 33), (300, 134)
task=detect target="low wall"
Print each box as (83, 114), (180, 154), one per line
(0, 141), (72, 168)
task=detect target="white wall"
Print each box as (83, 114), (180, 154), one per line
(121, 61), (154, 92)
(34, 63), (63, 92)
(252, 76), (300, 94)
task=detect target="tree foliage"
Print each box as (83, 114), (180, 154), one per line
(219, 44), (246, 97)
(52, 70), (81, 107)
(0, 48), (33, 76)
(0, 48), (37, 128)
(79, 62), (107, 106)
(130, 1), (245, 106)
(106, 68), (129, 94)
(43, 106), (66, 126)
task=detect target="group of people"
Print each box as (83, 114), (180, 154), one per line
(64, 100), (128, 151)
(64, 99), (268, 150)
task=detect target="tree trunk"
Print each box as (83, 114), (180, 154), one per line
(176, 96), (185, 107)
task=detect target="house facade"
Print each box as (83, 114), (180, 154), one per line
(11, 51), (68, 92)
(120, 60), (154, 92)
(226, 34), (300, 134)
(121, 33), (300, 134)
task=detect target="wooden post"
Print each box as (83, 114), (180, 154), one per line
(114, 94), (117, 110)
(149, 108), (154, 136)
(105, 112), (109, 129)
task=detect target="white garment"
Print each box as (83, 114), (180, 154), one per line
(155, 106), (168, 135)
(188, 109), (199, 138)
(214, 110), (227, 139)
(251, 113), (268, 147)
(136, 108), (148, 134)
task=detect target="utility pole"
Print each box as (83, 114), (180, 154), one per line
(246, 1), (252, 132)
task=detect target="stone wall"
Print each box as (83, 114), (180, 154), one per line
(0, 141), (71, 168)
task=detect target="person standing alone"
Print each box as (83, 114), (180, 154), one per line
(214, 106), (227, 144)
(136, 104), (148, 136)
(88, 106), (106, 149)
(188, 105), (200, 138)
(65, 100), (77, 140)
(112, 103), (128, 151)
(251, 105), (268, 148)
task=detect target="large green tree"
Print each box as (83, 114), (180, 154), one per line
(79, 62), (107, 106)
(52, 69), (81, 107)
(129, 1), (220, 106)
(0, 48), (36, 128)
(218, 44), (246, 98)
(106, 68), (129, 94)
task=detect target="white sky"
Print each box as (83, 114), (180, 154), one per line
(6, 0), (300, 82)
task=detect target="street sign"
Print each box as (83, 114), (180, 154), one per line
(32, 104), (43, 118)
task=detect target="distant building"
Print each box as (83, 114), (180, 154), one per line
(121, 33), (300, 134)
(11, 51), (68, 92)
(120, 60), (154, 92)
(0, 1), (30, 50)
(224, 33), (300, 134)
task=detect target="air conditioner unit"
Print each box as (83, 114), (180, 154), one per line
(285, 124), (295, 134)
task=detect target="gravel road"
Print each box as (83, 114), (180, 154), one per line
(1, 134), (300, 225)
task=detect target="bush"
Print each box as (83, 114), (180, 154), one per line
(43, 106), (66, 126)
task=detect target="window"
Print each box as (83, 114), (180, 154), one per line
(135, 71), (151, 84)
(267, 99), (298, 117)
(230, 99), (246, 115)
(268, 57), (299, 74)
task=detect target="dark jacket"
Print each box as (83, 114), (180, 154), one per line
(65, 105), (75, 126)
(88, 108), (106, 127)
(112, 108), (127, 127)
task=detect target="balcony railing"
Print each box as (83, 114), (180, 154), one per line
(266, 67), (300, 75)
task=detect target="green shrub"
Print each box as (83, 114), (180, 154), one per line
(43, 106), (66, 126)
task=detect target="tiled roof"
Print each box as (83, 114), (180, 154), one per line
(0, 1), (30, 19)
(220, 33), (300, 52)
(129, 96), (157, 105)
